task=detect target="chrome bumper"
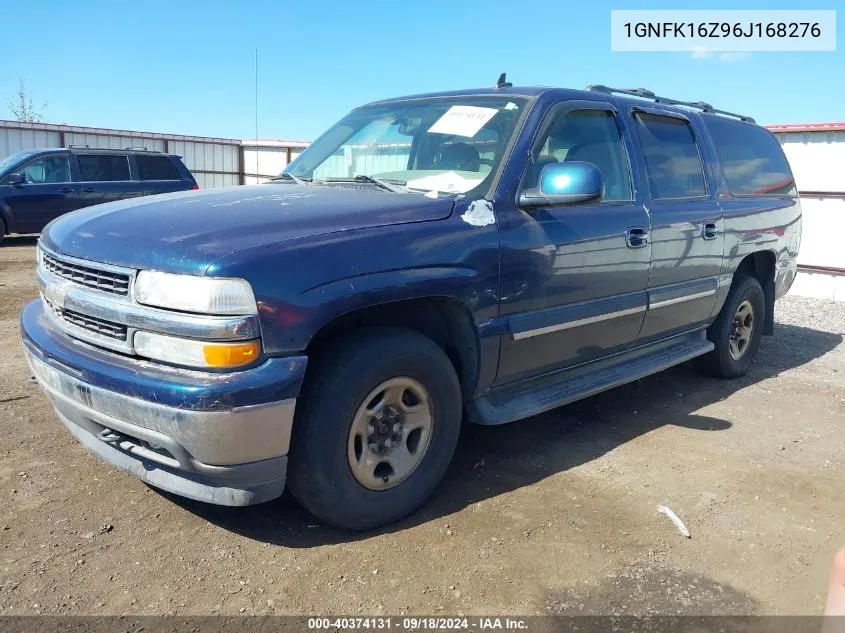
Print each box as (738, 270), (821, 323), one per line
(24, 346), (294, 506)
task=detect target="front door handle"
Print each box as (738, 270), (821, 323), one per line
(702, 222), (719, 240)
(625, 226), (649, 248)
(81, 187), (96, 193)
(59, 187), (73, 194)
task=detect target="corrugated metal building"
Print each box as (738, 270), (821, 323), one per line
(0, 120), (305, 189)
(241, 139), (310, 185)
(768, 122), (845, 300)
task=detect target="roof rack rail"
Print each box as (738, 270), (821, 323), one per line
(585, 85), (755, 123)
(68, 144), (90, 149)
(125, 146), (155, 151)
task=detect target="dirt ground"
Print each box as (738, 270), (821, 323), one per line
(1, 235), (844, 617)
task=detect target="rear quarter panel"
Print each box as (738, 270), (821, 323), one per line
(694, 119), (802, 316)
(720, 195), (801, 299)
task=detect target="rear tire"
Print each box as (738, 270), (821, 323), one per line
(288, 327), (462, 530)
(694, 274), (765, 379)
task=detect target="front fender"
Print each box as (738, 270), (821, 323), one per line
(209, 208), (502, 355)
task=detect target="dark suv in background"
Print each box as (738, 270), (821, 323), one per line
(0, 147), (198, 241)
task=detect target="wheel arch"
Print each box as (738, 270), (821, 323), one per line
(305, 296), (481, 404)
(733, 249), (777, 335)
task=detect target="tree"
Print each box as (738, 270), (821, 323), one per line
(9, 79), (47, 123)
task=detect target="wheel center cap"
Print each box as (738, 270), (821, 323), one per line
(376, 421), (391, 437)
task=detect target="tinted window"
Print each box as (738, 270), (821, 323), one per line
(19, 155), (70, 184)
(76, 154), (131, 181)
(634, 113), (706, 199)
(702, 116), (796, 196)
(136, 154), (182, 181)
(530, 109), (633, 201)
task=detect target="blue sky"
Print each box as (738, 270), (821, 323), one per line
(1, 0), (841, 141)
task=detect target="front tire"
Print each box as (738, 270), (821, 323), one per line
(288, 327), (462, 530)
(694, 274), (765, 379)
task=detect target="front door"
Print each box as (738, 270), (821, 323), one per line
(3, 153), (75, 233)
(624, 108), (725, 341)
(495, 101), (652, 384)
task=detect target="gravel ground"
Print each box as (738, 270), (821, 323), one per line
(1, 237), (844, 616)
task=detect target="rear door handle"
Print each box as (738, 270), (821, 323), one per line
(59, 187), (73, 193)
(702, 222), (719, 240)
(625, 226), (649, 248)
(81, 187), (96, 193)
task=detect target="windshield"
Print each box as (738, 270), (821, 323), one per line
(0, 150), (35, 177)
(283, 96), (528, 195)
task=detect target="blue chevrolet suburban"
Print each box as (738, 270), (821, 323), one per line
(20, 80), (801, 530)
(0, 147), (198, 241)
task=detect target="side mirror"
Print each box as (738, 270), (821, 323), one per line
(7, 173), (25, 186)
(518, 161), (603, 208)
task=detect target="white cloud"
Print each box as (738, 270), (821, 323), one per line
(690, 48), (749, 62)
(718, 52), (750, 62)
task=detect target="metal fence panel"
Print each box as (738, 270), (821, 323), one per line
(777, 131), (845, 193)
(0, 127), (60, 157)
(796, 195), (845, 269)
(64, 133), (165, 152)
(0, 120), (244, 189)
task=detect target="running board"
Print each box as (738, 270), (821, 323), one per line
(469, 331), (714, 426)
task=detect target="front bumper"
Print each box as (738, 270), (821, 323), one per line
(20, 299), (307, 506)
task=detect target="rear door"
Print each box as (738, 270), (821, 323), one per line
(72, 152), (134, 208)
(2, 153), (75, 233)
(625, 107), (725, 341)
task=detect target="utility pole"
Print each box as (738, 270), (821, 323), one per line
(255, 48), (259, 181)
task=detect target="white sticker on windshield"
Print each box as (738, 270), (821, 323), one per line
(427, 106), (498, 138)
(405, 171), (485, 194)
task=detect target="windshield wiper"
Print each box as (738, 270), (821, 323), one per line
(268, 173), (311, 185)
(323, 175), (408, 193)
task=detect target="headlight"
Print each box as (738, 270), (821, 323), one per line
(134, 271), (256, 315)
(134, 331), (260, 369)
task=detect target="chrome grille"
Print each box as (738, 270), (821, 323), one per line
(45, 299), (128, 341)
(42, 252), (130, 296)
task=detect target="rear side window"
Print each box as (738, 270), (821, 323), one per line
(136, 155), (182, 181)
(76, 154), (131, 181)
(702, 116), (796, 196)
(634, 113), (707, 199)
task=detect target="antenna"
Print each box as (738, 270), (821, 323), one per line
(255, 47), (259, 181)
(495, 73), (512, 89)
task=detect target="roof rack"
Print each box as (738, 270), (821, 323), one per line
(68, 144), (90, 149)
(586, 85), (755, 123)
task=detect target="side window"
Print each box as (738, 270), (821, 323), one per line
(530, 109), (633, 202)
(19, 155), (70, 184)
(634, 113), (706, 199)
(701, 116), (796, 196)
(76, 154), (131, 182)
(136, 155), (182, 181)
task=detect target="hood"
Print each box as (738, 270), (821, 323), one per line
(42, 184), (455, 275)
